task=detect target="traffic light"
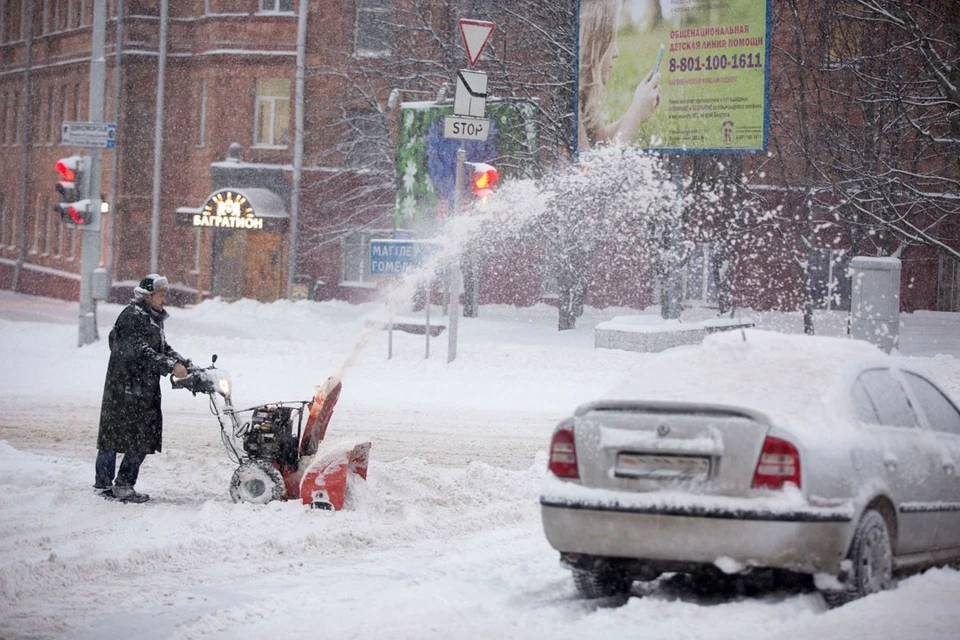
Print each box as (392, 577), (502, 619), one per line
(53, 155), (93, 225)
(468, 162), (499, 199)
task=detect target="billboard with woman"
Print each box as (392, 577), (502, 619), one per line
(577, 0), (770, 154)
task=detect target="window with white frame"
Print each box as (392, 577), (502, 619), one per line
(808, 248), (851, 310)
(260, 0), (294, 12)
(254, 78), (291, 147)
(355, 0), (393, 58)
(938, 254), (960, 312)
(677, 243), (720, 305)
(341, 228), (390, 285)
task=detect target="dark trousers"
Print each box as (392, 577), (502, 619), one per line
(95, 450), (147, 488)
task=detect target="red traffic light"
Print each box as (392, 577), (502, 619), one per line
(55, 156), (82, 181)
(470, 163), (499, 197)
(54, 199), (92, 225)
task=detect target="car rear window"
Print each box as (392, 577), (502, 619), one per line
(857, 369), (918, 428)
(902, 372), (960, 436)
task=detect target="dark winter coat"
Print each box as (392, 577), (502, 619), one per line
(97, 300), (188, 454)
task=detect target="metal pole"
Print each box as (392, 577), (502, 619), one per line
(106, 0), (123, 279)
(425, 298), (431, 359)
(149, 0), (168, 272)
(79, 0), (108, 346)
(286, 0), (308, 298)
(448, 145), (465, 363)
(387, 316), (393, 359)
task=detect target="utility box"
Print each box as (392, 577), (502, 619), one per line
(849, 256), (901, 353)
(92, 267), (111, 301)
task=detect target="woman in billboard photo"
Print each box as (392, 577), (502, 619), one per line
(578, 0), (661, 150)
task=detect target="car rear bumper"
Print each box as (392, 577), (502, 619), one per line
(540, 495), (854, 575)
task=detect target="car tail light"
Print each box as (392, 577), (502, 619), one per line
(548, 427), (579, 479)
(751, 436), (801, 489)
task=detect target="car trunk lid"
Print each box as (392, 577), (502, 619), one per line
(574, 401), (772, 498)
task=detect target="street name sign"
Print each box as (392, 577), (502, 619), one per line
(370, 239), (442, 275)
(453, 69), (487, 117)
(61, 122), (117, 148)
(443, 116), (490, 141)
(459, 19), (495, 67)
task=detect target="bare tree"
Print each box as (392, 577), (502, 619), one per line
(751, 0), (960, 332)
(301, 0), (577, 267)
(523, 148), (680, 331)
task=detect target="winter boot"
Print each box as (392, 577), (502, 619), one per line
(112, 484), (150, 503)
(94, 483), (114, 498)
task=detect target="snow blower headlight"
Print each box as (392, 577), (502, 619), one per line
(214, 372), (232, 397)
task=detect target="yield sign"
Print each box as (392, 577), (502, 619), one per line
(459, 19), (495, 67)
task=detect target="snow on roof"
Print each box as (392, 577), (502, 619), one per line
(600, 329), (888, 432)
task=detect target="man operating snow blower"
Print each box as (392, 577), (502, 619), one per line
(94, 274), (194, 503)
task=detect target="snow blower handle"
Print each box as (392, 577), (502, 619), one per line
(171, 370), (215, 396)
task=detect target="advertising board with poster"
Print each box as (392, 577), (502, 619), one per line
(576, 0), (771, 154)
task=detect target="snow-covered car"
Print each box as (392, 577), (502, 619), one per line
(540, 329), (960, 605)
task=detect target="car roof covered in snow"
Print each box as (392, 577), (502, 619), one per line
(596, 329), (890, 433)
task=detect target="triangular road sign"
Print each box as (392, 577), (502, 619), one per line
(459, 19), (495, 67)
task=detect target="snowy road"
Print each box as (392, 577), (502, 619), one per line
(2, 292), (960, 639)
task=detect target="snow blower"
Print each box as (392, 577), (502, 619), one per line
(172, 356), (370, 510)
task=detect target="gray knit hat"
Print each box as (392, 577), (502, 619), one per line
(134, 274), (169, 300)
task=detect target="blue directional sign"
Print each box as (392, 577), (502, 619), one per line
(369, 239), (442, 276)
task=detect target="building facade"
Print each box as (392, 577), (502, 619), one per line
(1, 0), (958, 314)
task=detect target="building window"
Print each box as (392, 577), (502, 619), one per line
(197, 78), (207, 147)
(824, 2), (864, 69)
(938, 254), (960, 312)
(0, 201), (8, 247)
(681, 244), (719, 305)
(254, 78), (290, 147)
(12, 91), (19, 145)
(1, 93), (7, 145)
(341, 228), (390, 286)
(345, 110), (389, 168)
(73, 83), (83, 120)
(30, 196), (42, 255)
(355, 0), (393, 58)
(48, 86), (57, 144)
(61, 84), (70, 143)
(260, 0), (294, 12)
(809, 248), (851, 311)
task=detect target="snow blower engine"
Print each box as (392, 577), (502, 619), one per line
(172, 356), (370, 510)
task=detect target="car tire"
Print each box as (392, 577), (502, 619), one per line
(823, 509), (893, 608)
(230, 460), (287, 504)
(572, 565), (632, 599)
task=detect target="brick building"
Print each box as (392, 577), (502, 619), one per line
(0, 0), (957, 314)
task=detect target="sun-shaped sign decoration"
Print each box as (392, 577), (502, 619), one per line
(203, 191), (254, 219)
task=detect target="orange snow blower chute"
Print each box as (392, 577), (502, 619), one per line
(172, 358), (371, 511)
(288, 376), (371, 511)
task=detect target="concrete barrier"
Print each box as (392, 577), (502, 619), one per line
(595, 315), (755, 353)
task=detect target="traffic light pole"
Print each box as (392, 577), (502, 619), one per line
(447, 145), (465, 363)
(78, 0), (107, 346)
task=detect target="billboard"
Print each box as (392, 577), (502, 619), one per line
(395, 99), (538, 233)
(576, 0), (771, 154)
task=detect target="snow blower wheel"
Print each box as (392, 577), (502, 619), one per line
(230, 460), (286, 504)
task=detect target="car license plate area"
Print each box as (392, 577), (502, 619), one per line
(614, 452), (710, 480)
